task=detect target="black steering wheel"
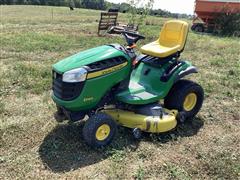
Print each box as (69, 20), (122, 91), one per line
(122, 31), (145, 46)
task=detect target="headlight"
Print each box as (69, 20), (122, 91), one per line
(62, 68), (87, 83)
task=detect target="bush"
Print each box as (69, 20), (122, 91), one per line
(214, 13), (240, 37)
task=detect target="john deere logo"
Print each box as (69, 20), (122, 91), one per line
(84, 97), (94, 102)
(101, 64), (125, 75)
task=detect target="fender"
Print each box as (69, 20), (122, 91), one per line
(174, 66), (198, 82)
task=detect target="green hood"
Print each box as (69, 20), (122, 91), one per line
(53, 45), (127, 73)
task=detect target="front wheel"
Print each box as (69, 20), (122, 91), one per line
(83, 112), (117, 148)
(164, 80), (204, 120)
(54, 105), (67, 122)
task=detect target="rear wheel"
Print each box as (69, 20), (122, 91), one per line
(83, 112), (117, 148)
(164, 80), (204, 120)
(192, 24), (205, 33)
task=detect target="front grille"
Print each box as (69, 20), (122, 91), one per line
(52, 70), (85, 101)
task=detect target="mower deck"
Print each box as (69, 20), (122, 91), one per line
(103, 108), (178, 133)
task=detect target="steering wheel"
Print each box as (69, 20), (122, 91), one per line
(122, 31), (145, 46)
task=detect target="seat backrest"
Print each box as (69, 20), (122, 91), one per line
(158, 20), (189, 51)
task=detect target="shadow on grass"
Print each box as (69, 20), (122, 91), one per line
(38, 121), (139, 173)
(146, 117), (204, 143)
(39, 117), (203, 173)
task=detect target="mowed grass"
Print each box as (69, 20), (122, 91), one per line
(0, 5), (240, 179)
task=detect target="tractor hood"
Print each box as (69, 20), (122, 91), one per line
(53, 45), (127, 73)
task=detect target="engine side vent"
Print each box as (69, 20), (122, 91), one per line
(87, 56), (127, 73)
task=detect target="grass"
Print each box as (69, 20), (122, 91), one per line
(0, 5), (240, 179)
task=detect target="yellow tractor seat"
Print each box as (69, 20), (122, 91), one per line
(140, 20), (189, 58)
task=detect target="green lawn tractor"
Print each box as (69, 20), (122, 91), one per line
(52, 20), (204, 148)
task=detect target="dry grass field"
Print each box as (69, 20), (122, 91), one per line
(0, 5), (240, 179)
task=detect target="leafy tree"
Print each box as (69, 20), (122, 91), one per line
(5, 0), (13, 5)
(119, 3), (131, 13)
(127, 0), (154, 26)
(69, 0), (75, 8)
(31, 0), (40, 5)
(15, 0), (24, 4)
(73, 0), (81, 8)
(80, 0), (105, 10)
(39, 0), (45, 5)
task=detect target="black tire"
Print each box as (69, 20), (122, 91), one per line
(192, 24), (204, 33)
(56, 105), (65, 116)
(164, 80), (204, 120)
(54, 105), (67, 122)
(83, 112), (117, 148)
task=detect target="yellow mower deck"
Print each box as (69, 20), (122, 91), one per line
(104, 109), (178, 133)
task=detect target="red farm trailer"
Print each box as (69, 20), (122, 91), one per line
(191, 0), (240, 32)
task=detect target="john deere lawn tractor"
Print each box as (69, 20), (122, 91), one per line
(52, 20), (204, 148)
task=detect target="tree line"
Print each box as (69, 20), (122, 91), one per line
(0, 0), (192, 19)
(0, 0), (107, 9)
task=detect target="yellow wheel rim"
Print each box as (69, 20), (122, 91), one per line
(95, 124), (110, 141)
(183, 93), (197, 111)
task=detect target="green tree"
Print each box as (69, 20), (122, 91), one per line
(31, 0), (40, 5)
(0, 0), (6, 4)
(69, 0), (75, 8)
(119, 3), (131, 13)
(128, 0), (154, 26)
(15, 0), (24, 4)
(80, 0), (105, 10)
(39, 0), (45, 5)
(73, 0), (81, 8)
(5, 0), (13, 5)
